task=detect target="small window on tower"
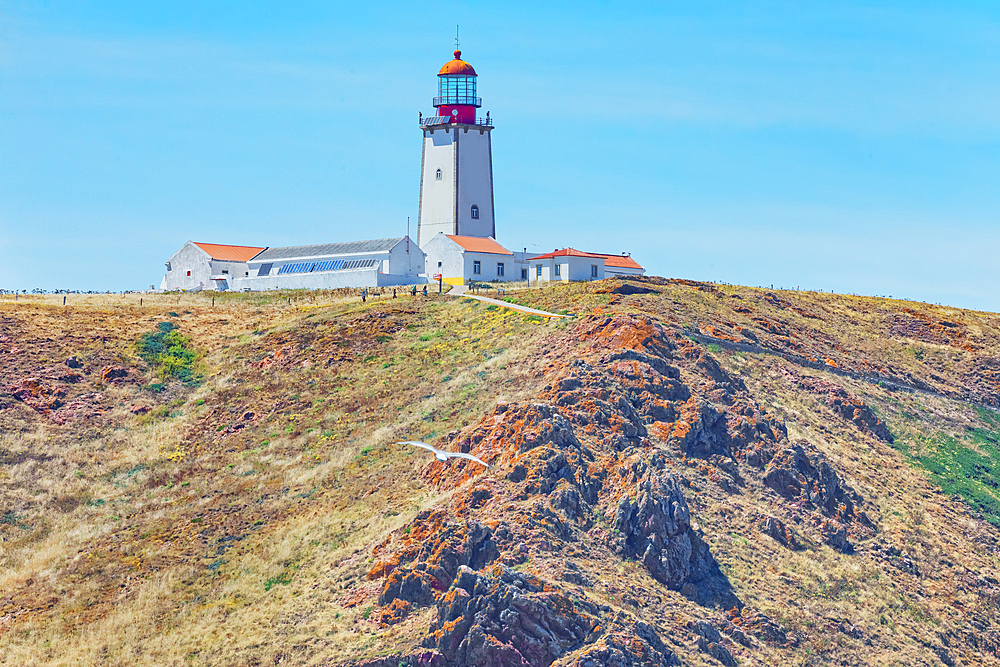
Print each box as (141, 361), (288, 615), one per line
(187, 271), (191, 277)
(435, 169), (442, 181)
(471, 204), (479, 219)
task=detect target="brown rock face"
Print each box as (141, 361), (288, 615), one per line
(613, 460), (737, 607)
(760, 516), (802, 550)
(377, 599), (411, 627)
(422, 565), (613, 667)
(101, 366), (129, 383)
(763, 444), (872, 552)
(563, 615), (682, 666)
(788, 371), (894, 442)
(9, 378), (67, 412)
(355, 313), (876, 665)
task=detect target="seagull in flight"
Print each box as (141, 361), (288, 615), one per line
(398, 441), (489, 468)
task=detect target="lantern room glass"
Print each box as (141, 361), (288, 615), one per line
(437, 75), (479, 106)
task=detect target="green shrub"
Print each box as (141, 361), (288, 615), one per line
(264, 572), (293, 591)
(136, 323), (203, 386)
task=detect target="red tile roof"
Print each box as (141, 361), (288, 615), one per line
(588, 252), (644, 270)
(446, 235), (513, 255)
(193, 242), (266, 262)
(528, 248), (644, 270)
(529, 248), (600, 260)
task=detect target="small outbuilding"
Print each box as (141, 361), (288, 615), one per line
(421, 233), (515, 285)
(160, 242), (267, 292)
(590, 252), (645, 278)
(527, 248), (644, 283)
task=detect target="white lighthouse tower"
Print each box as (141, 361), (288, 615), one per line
(417, 49), (495, 247)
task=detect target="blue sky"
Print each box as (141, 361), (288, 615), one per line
(1, 1), (998, 310)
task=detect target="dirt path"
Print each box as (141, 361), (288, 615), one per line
(449, 289), (570, 319)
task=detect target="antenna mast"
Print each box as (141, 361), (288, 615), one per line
(455, 25), (460, 50)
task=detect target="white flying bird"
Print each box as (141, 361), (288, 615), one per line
(398, 441), (489, 468)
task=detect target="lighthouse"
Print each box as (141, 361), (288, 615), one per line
(417, 49), (495, 247)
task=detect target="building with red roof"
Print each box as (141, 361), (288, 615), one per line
(526, 248), (644, 283)
(422, 233), (516, 286)
(161, 241), (267, 291)
(160, 237), (426, 292)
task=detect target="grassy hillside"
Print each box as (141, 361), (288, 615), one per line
(2, 281), (999, 666)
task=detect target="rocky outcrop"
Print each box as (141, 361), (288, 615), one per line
(613, 460), (738, 607)
(423, 565), (600, 666)
(376, 518), (502, 607)
(787, 371), (894, 443)
(564, 615), (681, 666)
(760, 516), (802, 550)
(100, 365), (129, 384)
(724, 606), (795, 648)
(8, 378), (67, 412)
(763, 445), (858, 516)
(763, 444), (871, 551)
(692, 620), (737, 666)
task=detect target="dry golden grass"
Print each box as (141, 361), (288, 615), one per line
(2, 282), (1000, 666)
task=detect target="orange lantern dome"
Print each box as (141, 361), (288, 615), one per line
(438, 50), (477, 76)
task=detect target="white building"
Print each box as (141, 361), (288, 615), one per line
(232, 238), (424, 291)
(594, 252), (646, 278)
(160, 238), (425, 292)
(417, 50), (495, 247)
(161, 242), (266, 291)
(527, 248), (645, 283)
(422, 233), (514, 286)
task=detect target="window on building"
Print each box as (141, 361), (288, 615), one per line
(591, 265), (599, 278)
(497, 262), (504, 276)
(435, 169), (442, 180)
(222, 270), (229, 275)
(257, 263), (273, 277)
(536, 265), (542, 278)
(165, 262), (172, 271)
(521, 268), (528, 280)
(471, 204), (479, 219)
(438, 261), (442, 267)
(187, 271), (191, 276)
(473, 260), (481, 275)
(554, 264), (561, 277)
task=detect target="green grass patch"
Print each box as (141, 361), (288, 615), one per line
(263, 572), (293, 591)
(896, 409), (1000, 528)
(135, 322), (204, 386)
